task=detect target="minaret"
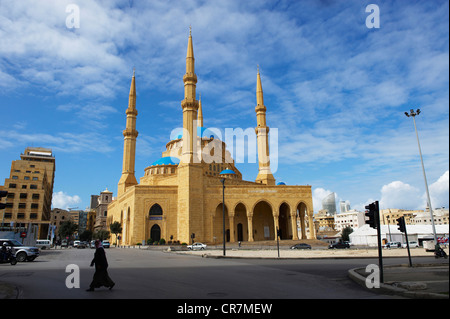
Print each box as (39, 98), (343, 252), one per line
(255, 67), (275, 185)
(177, 28), (204, 244)
(180, 26), (199, 164)
(118, 69), (139, 196)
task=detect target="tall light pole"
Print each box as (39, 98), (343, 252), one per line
(404, 109), (438, 248)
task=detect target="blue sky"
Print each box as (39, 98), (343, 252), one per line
(0, 0), (448, 213)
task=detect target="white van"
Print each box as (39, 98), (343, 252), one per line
(35, 240), (52, 250)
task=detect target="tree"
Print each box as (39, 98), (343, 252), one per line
(110, 221), (122, 246)
(79, 230), (93, 242)
(58, 220), (78, 241)
(94, 229), (110, 241)
(342, 226), (353, 242)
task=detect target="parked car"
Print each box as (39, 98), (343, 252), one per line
(35, 239), (52, 250)
(77, 241), (88, 249)
(187, 242), (207, 250)
(73, 240), (80, 248)
(61, 239), (68, 248)
(102, 240), (110, 248)
(0, 239), (40, 262)
(290, 243), (312, 250)
(90, 240), (96, 248)
(402, 241), (419, 248)
(383, 241), (401, 249)
(328, 242), (350, 249)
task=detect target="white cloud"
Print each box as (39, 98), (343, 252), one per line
(52, 191), (81, 210)
(429, 170), (449, 209)
(380, 181), (421, 210)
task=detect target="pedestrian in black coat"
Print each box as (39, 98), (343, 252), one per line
(86, 239), (115, 291)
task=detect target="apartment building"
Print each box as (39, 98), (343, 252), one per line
(0, 147), (55, 239)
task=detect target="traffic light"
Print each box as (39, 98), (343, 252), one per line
(397, 216), (406, 233)
(0, 190), (8, 210)
(365, 202), (377, 229)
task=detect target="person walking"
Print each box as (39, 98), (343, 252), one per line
(86, 239), (115, 291)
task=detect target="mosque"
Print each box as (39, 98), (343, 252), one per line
(107, 30), (315, 245)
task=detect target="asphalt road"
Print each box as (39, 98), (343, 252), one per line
(0, 247), (442, 300)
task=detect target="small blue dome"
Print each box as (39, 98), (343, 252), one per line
(277, 182), (286, 185)
(151, 156), (180, 166)
(171, 127), (219, 140)
(219, 169), (236, 175)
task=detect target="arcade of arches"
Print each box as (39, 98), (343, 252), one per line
(138, 200), (313, 245)
(210, 200), (312, 243)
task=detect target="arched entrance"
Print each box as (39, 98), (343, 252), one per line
(252, 201), (274, 241)
(278, 203), (291, 240)
(148, 204), (163, 243)
(150, 224), (161, 242)
(237, 223), (244, 242)
(234, 203), (248, 242)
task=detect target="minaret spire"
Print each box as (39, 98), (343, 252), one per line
(118, 69), (139, 195)
(255, 67), (275, 185)
(181, 27), (199, 163)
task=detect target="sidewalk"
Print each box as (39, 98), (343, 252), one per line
(348, 264), (449, 299)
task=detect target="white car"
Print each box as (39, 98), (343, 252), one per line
(0, 239), (40, 262)
(383, 241), (401, 249)
(187, 242), (207, 250)
(402, 241), (419, 248)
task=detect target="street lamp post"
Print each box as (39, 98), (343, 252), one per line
(220, 178), (226, 256)
(219, 169), (236, 256)
(404, 109), (438, 248)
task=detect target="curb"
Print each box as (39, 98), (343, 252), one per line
(347, 267), (449, 299)
(167, 250), (440, 260)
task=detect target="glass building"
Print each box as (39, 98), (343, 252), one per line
(322, 192), (337, 215)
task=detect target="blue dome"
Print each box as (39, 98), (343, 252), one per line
(219, 169), (236, 175)
(171, 127), (219, 140)
(277, 182), (286, 185)
(151, 156), (180, 166)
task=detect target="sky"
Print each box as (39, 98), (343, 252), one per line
(0, 0), (448, 214)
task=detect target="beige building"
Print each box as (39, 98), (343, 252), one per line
(50, 208), (70, 240)
(93, 188), (113, 232)
(380, 208), (421, 226)
(315, 210), (335, 232)
(412, 207), (449, 225)
(108, 31), (315, 245)
(1, 147), (55, 239)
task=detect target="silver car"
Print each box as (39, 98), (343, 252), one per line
(0, 239), (40, 262)
(187, 242), (207, 250)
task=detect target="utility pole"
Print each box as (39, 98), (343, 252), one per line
(404, 109), (438, 251)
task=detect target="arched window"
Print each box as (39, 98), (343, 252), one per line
(149, 204), (163, 216)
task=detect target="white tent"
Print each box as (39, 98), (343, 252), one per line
(349, 224), (449, 247)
